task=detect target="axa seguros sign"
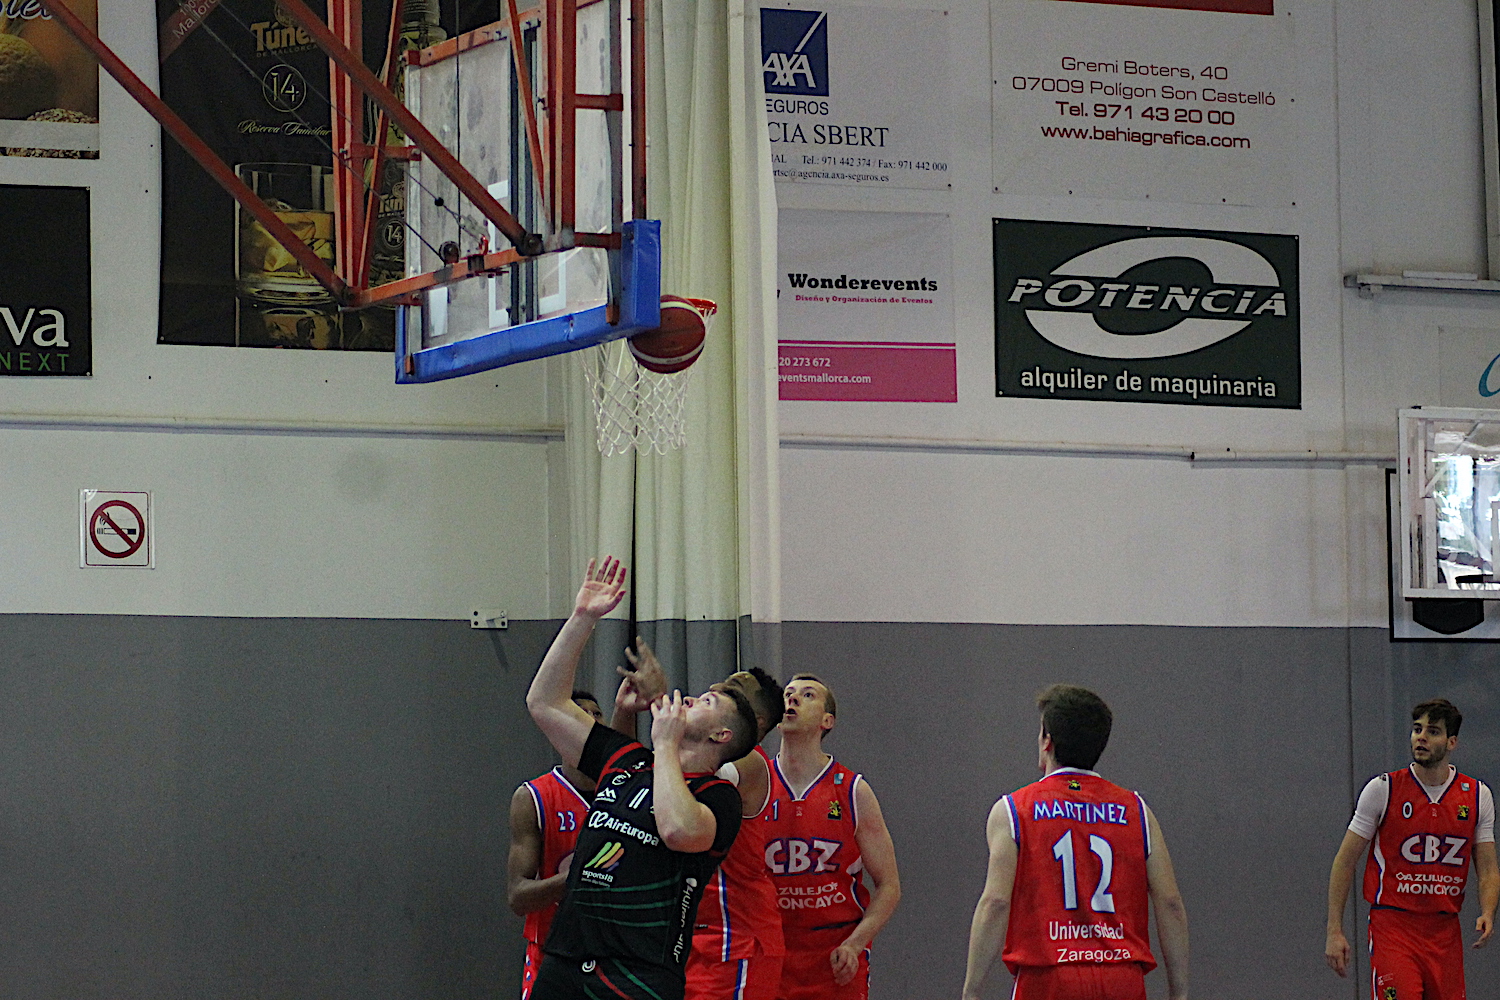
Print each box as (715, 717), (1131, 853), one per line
(993, 219), (1298, 408)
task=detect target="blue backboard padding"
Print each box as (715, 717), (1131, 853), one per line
(396, 220), (662, 383)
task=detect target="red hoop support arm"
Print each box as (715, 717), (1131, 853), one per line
(354, 0), (408, 287)
(277, 0), (545, 257)
(41, 0), (349, 300)
(631, 0), (646, 219)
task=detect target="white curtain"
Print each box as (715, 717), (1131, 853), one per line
(565, 0), (780, 692)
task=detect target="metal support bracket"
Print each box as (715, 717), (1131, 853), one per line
(471, 609), (509, 629)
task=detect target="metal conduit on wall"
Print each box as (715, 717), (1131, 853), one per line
(0, 414), (1399, 464)
(0, 412), (565, 442)
(780, 432), (1396, 465)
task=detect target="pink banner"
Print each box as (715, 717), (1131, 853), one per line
(779, 340), (957, 402)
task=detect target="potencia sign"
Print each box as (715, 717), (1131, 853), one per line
(993, 219), (1299, 408)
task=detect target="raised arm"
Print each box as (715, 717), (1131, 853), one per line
(527, 558), (627, 767)
(1324, 829), (1370, 976)
(1144, 807), (1189, 1000)
(831, 778), (901, 985)
(507, 784), (569, 916)
(961, 798), (1018, 1000)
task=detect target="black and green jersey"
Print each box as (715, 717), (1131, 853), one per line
(545, 724), (741, 975)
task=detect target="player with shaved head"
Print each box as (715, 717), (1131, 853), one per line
(764, 673), (901, 1000)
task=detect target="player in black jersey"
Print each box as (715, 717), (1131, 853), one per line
(526, 557), (761, 1000)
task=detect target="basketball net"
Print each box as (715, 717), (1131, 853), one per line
(579, 298), (718, 456)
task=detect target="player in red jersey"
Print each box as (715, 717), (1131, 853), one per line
(962, 685), (1189, 1000)
(1325, 699), (1499, 1000)
(766, 674), (901, 1000)
(509, 691), (607, 1000)
(609, 642), (787, 1000)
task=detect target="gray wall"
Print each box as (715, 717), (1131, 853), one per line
(0, 615), (1496, 999)
(780, 623), (1500, 1000)
(0, 614), (565, 1000)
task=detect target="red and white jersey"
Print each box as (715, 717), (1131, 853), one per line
(1001, 769), (1156, 974)
(521, 767), (591, 947)
(1363, 767), (1482, 915)
(763, 755), (870, 940)
(694, 747), (786, 960)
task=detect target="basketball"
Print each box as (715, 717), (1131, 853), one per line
(628, 296), (709, 374)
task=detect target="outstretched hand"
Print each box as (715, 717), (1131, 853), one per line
(575, 557), (627, 620)
(617, 638), (668, 704)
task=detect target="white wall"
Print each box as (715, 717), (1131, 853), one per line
(8, 0), (1498, 629)
(777, 0), (1500, 628)
(0, 11), (565, 620)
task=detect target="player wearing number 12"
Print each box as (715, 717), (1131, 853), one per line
(962, 685), (1189, 1000)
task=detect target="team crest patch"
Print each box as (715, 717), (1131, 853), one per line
(827, 800), (842, 820)
(1463, 782), (1471, 791)
(1384, 986), (1397, 1000)
(1068, 779), (1082, 790)
(1460, 805), (1471, 820)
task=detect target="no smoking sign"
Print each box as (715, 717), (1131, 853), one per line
(80, 490), (152, 568)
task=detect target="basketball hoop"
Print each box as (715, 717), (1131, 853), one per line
(580, 297), (717, 456)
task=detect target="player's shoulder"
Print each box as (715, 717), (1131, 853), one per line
(1453, 771), (1489, 795)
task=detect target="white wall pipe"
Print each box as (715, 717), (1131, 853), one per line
(0, 411), (564, 442)
(780, 433), (1395, 465)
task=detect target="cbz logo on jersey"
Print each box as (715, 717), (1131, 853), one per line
(761, 8), (829, 96)
(766, 837), (842, 874)
(993, 220), (1300, 409)
(1400, 834), (1468, 866)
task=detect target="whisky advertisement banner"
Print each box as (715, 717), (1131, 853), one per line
(0, 184), (90, 376)
(154, 0), (419, 350)
(0, 0), (100, 159)
(994, 218), (1299, 408)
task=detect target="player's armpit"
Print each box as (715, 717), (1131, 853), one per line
(732, 747), (770, 817)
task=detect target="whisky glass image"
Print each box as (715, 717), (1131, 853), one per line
(235, 162), (335, 306)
